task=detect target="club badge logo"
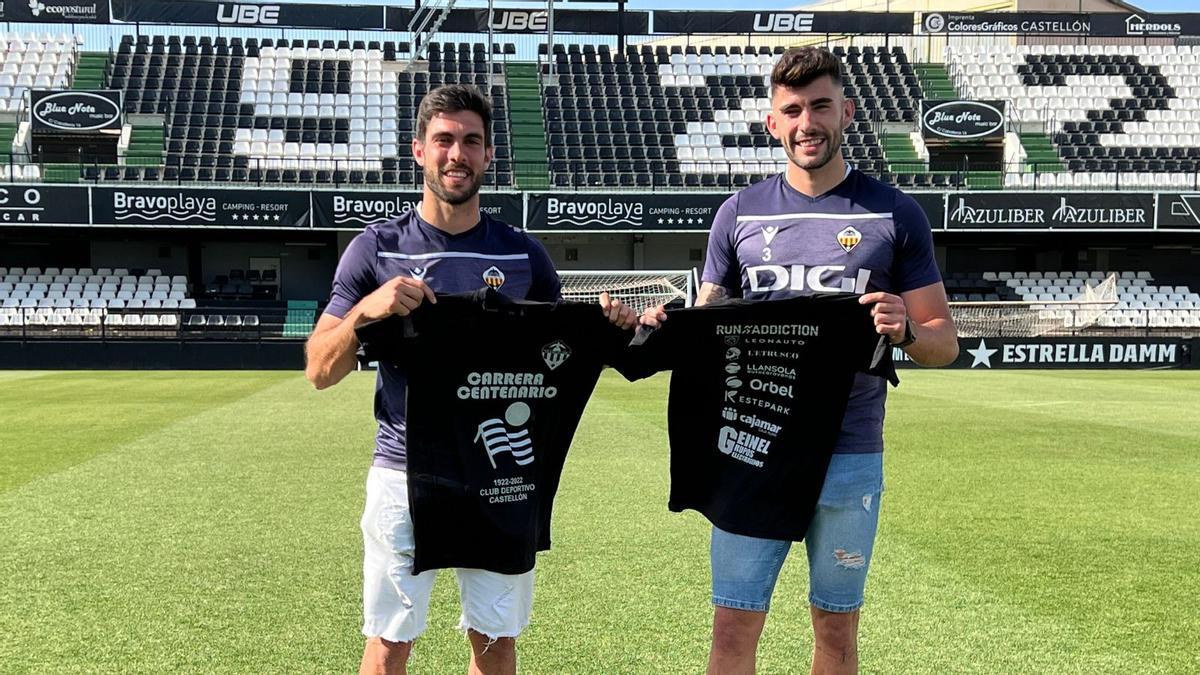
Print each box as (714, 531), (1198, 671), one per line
(541, 340), (571, 370)
(836, 226), (862, 254)
(483, 265), (505, 289)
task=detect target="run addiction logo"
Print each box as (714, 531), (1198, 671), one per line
(546, 197), (643, 228)
(113, 191), (217, 223)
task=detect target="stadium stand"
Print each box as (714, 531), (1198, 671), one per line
(99, 36), (513, 186)
(0, 266), (193, 333)
(542, 43), (915, 188)
(948, 44), (1200, 188)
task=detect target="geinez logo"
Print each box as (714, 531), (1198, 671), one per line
(217, 3), (281, 25)
(753, 12), (815, 32)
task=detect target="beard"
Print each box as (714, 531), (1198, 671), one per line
(423, 162), (485, 206)
(782, 124), (845, 172)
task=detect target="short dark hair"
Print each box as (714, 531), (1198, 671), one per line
(416, 84), (493, 146)
(770, 47), (844, 96)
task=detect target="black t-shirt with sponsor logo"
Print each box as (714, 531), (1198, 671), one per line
(621, 294), (897, 541)
(356, 289), (632, 574)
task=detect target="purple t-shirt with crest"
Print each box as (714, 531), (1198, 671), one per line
(702, 169), (941, 453)
(324, 208), (561, 469)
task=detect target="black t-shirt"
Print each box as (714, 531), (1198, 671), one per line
(356, 289), (632, 574)
(620, 294), (897, 541)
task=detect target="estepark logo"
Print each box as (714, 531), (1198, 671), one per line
(492, 10), (547, 32)
(546, 197), (643, 228)
(217, 3), (281, 25)
(753, 13), (814, 32)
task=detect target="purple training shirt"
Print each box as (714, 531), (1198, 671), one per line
(324, 208), (561, 470)
(702, 168), (942, 453)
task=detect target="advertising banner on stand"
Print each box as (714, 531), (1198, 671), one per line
(920, 100), (1005, 141)
(1156, 193), (1200, 230)
(91, 187), (311, 227)
(112, 0), (386, 29)
(654, 11), (913, 35)
(945, 193), (1154, 230)
(896, 337), (1193, 370)
(1, 0), (108, 23)
(526, 193), (730, 232)
(0, 185), (90, 225)
(421, 8), (650, 34)
(312, 191), (523, 229)
(30, 90), (122, 133)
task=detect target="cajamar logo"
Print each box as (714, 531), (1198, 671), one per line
(483, 265), (505, 289)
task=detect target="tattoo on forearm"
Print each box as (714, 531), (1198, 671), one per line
(697, 284), (731, 306)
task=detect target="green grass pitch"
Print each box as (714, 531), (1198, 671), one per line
(1, 369), (1197, 674)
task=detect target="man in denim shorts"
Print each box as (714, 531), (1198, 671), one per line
(643, 47), (958, 673)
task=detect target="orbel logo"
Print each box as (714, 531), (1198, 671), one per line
(753, 12), (815, 32)
(746, 264), (872, 294)
(492, 10), (547, 32)
(217, 3), (281, 25)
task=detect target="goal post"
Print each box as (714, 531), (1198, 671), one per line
(558, 270), (694, 314)
(950, 274), (1120, 337)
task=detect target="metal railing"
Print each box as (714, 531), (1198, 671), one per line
(0, 306), (307, 342)
(11, 153), (1200, 192)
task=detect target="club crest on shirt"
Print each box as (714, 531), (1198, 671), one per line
(541, 340), (572, 370)
(483, 265), (506, 289)
(410, 266), (427, 280)
(836, 226), (862, 254)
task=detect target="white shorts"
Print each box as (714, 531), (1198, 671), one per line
(360, 466), (535, 643)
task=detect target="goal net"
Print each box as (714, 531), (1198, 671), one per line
(951, 274), (1119, 337)
(558, 270), (694, 314)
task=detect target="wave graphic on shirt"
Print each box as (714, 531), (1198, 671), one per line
(475, 418), (534, 469)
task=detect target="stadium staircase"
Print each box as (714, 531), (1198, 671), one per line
(126, 125), (165, 168)
(913, 62), (957, 101)
(71, 52), (109, 90)
(881, 133), (922, 174)
(283, 300), (318, 338)
(0, 121), (17, 165)
(1019, 132), (1067, 174)
(505, 63), (550, 190)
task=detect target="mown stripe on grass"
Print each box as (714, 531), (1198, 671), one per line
(0, 371), (297, 493)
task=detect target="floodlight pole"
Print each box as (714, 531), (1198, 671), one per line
(487, 0), (495, 91)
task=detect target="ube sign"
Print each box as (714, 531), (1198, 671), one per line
(921, 100), (1005, 140)
(31, 91), (122, 132)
